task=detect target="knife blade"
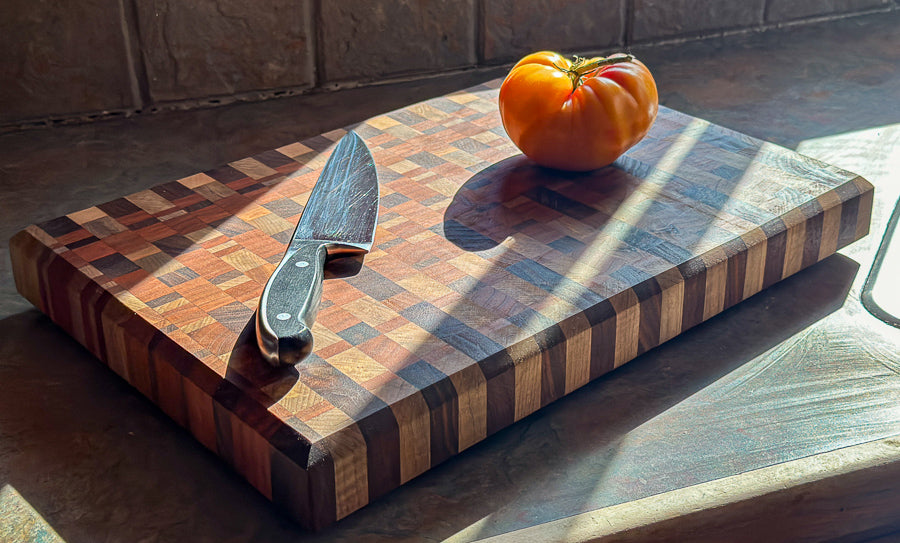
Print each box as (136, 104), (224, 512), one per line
(256, 131), (379, 366)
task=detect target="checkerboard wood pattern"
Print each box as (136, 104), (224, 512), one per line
(10, 80), (874, 529)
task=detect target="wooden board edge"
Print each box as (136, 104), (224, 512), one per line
(8, 228), (332, 530)
(7, 164), (877, 532)
(401, 179), (879, 530)
(456, 436), (900, 543)
(9, 227), (51, 311)
(847, 175), (876, 246)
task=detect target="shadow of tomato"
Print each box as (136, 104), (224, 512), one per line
(443, 155), (636, 253)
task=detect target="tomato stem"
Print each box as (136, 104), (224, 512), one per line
(565, 54), (635, 91)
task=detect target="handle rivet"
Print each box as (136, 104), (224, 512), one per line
(276, 313), (291, 321)
(295, 260), (310, 268)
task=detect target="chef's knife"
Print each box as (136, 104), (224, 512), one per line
(256, 131), (379, 366)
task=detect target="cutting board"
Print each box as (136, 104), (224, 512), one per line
(10, 79), (873, 530)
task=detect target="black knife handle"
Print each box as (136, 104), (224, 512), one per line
(256, 240), (328, 366)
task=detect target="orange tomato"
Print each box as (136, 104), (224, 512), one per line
(498, 51), (659, 172)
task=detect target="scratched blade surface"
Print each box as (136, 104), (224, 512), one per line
(291, 131), (379, 251)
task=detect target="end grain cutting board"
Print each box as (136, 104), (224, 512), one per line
(10, 80), (873, 529)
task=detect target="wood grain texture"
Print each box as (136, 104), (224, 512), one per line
(8, 80), (874, 530)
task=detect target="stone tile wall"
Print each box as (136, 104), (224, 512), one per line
(2, 0), (897, 128)
(134, 0), (316, 103)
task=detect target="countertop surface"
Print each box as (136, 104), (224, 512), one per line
(2, 11), (900, 543)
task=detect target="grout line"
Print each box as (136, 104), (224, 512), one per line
(762, 0), (772, 25)
(475, 0), (486, 66)
(622, 0), (633, 47)
(117, 0), (149, 109)
(312, 0), (325, 88)
(305, 0), (318, 91)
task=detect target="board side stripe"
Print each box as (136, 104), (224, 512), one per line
(761, 218), (788, 289)
(356, 407), (401, 502)
(478, 350), (516, 436)
(535, 324), (567, 408)
(584, 298), (617, 379)
(853, 178), (874, 241)
(678, 257), (708, 332)
(562, 312), (593, 395)
(722, 236), (749, 309)
(451, 364), (488, 452)
(420, 375), (460, 466)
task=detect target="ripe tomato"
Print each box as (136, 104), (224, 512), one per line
(498, 51), (659, 172)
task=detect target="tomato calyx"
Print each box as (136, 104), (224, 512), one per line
(554, 54), (636, 91)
